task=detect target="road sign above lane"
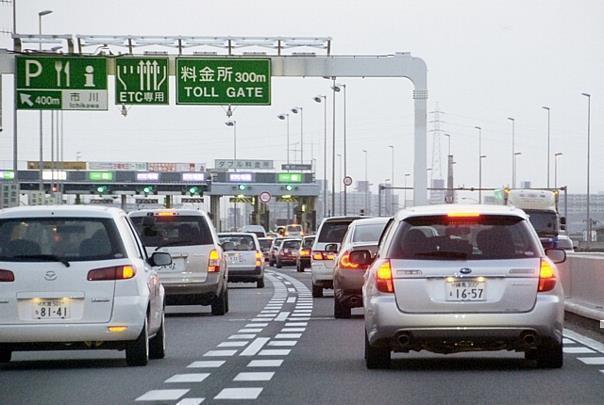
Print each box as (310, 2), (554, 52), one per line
(115, 57), (169, 105)
(16, 56), (107, 110)
(176, 58), (271, 105)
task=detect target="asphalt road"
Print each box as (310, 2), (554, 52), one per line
(2, 266), (604, 405)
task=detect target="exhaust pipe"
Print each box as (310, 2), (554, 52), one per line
(396, 332), (411, 348)
(520, 331), (537, 346)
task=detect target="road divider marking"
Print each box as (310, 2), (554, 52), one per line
(275, 333), (302, 339)
(281, 328), (305, 332)
(176, 398), (205, 405)
(234, 372), (275, 381)
(218, 341), (248, 348)
(268, 340), (297, 347)
(577, 357), (604, 365)
(274, 311), (290, 321)
(247, 359), (283, 368)
(563, 347), (596, 354)
(245, 323), (268, 328)
(214, 388), (263, 400)
(239, 337), (270, 356)
(165, 374), (210, 383)
(229, 334), (256, 340)
(287, 297), (296, 303)
(136, 389), (190, 402)
(239, 328), (263, 333)
(203, 350), (237, 357)
(259, 349), (291, 356)
(286, 322), (307, 327)
(562, 338), (575, 344)
(187, 360), (224, 368)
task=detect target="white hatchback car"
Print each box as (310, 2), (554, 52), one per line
(0, 206), (171, 366)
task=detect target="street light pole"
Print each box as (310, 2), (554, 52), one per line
(514, 152), (522, 186)
(554, 152), (563, 189)
(336, 84), (348, 215)
(404, 173), (410, 209)
(331, 79), (337, 217)
(277, 114), (290, 167)
(388, 145), (394, 215)
(226, 120), (237, 230)
(362, 149), (368, 215)
(38, 10), (53, 194)
(291, 107), (304, 164)
(507, 117), (515, 188)
(582, 93), (591, 247)
(337, 153), (342, 215)
(313, 95), (327, 218)
(475, 126), (482, 203)
(542, 106), (551, 188)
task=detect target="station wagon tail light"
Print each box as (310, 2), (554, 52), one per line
(87, 265), (136, 281)
(300, 249), (310, 257)
(0, 269), (15, 282)
(255, 251), (263, 267)
(312, 251), (335, 260)
(156, 211), (177, 217)
(339, 251), (360, 270)
(208, 249), (220, 272)
(375, 259), (394, 293)
(538, 259), (556, 292)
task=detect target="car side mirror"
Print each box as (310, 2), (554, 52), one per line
(349, 250), (373, 266)
(325, 243), (339, 253)
(545, 248), (566, 264)
(149, 251), (172, 267)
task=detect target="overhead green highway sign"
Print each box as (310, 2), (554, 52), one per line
(176, 58), (271, 105)
(115, 57), (169, 105)
(16, 56), (107, 110)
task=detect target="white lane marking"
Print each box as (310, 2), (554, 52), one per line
(214, 388), (263, 400)
(564, 329), (604, 354)
(187, 360), (225, 368)
(577, 357), (604, 365)
(281, 328), (306, 332)
(136, 390), (190, 401)
(247, 359), (283, 368)
(259, 349), (291, 356)
(252, 318), (271, 322)
(246, 323), (268, 328)
(234, 372), (275, 381)
(165, 373), (210, 383)
(563, 347), (596, 354)
(284, 281), (292, 285)
(239, 337), (270, 356)
(256, 314), (276, 318)
(274, 311), (290, 321)
(261, 310), (280, 313)
(275, 333), (302, 339)
(293, 310), (312, 314)
(287, 288), (296, 292)
(288, 317), (310, 321)
(229, 334), (256, 339)
(203, 350), (237, 357)
(286, 322), (307, 327)
(286, 297), (296, 303)
(562, 338), (575, 345)
(218, 341), (248, 348)
(176, 399), (204, 405)
(239, 328), (263, 333)
(268, 340), (297, 347)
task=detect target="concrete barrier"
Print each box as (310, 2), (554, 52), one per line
(557, 253), (604, 323)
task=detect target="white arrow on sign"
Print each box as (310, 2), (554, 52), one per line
(20, 93), (34, 107)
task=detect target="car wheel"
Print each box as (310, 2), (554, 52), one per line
(149, 312), (166, 360)
(276, 259), (282, 269)
(334, 298), (351, 319)
(0, 347), (12, 363)
(126, 318), (149, 367)
(296, 263), (303, 272)
(536, 340), (563, 368)
(365, 330), (390, 369)
(269, 259), (274, 267)
(225, 287), (230, 312)
(211, 287), (228, 315)
(257, 278), (265, 288)
(312, 284), (323, 298)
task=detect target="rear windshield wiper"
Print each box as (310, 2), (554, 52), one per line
(414, 251), (468, 259)
(154, 240), (194, 251)
(11, 254), (71, 267)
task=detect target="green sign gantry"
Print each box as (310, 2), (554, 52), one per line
(115, 57), (169, 105)
(16, 56), (107, 110)
(176, 58), (271, 105)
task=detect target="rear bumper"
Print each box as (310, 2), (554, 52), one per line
(364, 294), (564, 352)
(297, 257), (311, 267)
(229, 267), (263, 282)
(277, 256), (298, 264)
(312, 261), (334, 285)
(162, 273), (221, 296)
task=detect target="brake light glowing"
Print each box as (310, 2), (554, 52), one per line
(87, 265), (136, 281)
(339, 251), (360, 270)
(375, 259), (394, 293)
(538, 259), (556, 292)
(208, 249), (220, 272)
(300, 249), (310, 257)
(107, 326), (128, 333)
(447, 212), (480, 218)
(0, 269), (15, 282)
(312, 251), (335, 261)
(255, 251), (263, 267)
(156, 211), (177, 216)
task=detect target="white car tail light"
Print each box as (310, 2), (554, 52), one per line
(87, 265), (136, 281)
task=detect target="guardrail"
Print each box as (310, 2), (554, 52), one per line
(557, 253), (604, 323)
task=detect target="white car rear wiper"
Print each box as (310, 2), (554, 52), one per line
(154, 240), (193, 251)
(11, 254), (71, 267)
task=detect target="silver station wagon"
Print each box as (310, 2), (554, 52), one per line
(357, 205), (566, 369)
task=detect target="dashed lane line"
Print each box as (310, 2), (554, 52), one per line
(577, 357), (604, 365)
(563, 347), (597, 354)
(234, 372), (275, 381)
(247, 359), (283, 368)
(176, 399), (205, 405)
(214, 387), (264, 400)
(165, 373), (210, 383)
(203, 349), (238, 357)
(239, 337), (271, 356)
(135, 389), (190, 402)
(187, 360), (224, 368)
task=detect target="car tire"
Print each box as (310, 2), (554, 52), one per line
(312, 284), (323, 298)
(276, 259), (282, 269)
(269, 259), (274, 267)
(257, 278), (265, 288)
(536, 340), (563, 368)
(126, 318), (149, 367)
(334, 298), (351, 319)
(149, 312), (166, 360)
(296, 263), (303, 272)
(0, 347), (12, 363)
(365, 330), (390, 369)
(211, 287), (228, 316)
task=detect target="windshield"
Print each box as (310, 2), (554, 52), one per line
(557, 238), (573, 250)
(318, 220), (358, 243)
(302, 238), (315, 248)
(0, 218), (126, 262)
(389, 215), (540, 260)
(353, 223), (388, 242)
(287, 225), (302, 233)
(272, 239), (284, 249)
(258, 239), (273, 250)
(130, 215), (213, 247)
(219, 235), (256, 251)
(282, 240), (301, 250)
(525, 210), (559, 236)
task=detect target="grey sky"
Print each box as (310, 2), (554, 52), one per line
(1, 0), (603, 198)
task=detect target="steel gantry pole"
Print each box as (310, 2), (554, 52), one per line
(475, 126), (482, 203)
(507, 117), (515, 188)
(542, 106), (551, 188)
(388, 145), (395, 214)
(582, 93), (591, 247)
(12, 0), (18, 191)
(333, 83), (348, 215)
(313, 95), (328, 218)
(38, 10), (53, 193)
(291, 106), (304, 164)
(331, 78), (337, 217)
(362, 149), (368, 215)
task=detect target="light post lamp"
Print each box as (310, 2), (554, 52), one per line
(313, 95), (327, 217)
(388, 145), (395, 215)
(474, 126), (482, 202)
(291, 107), (304, 164)
(38, 9), (53, 193)
(581, 92), (591, 246)
(404, 173), (411, 209)
(277, 113), (290, 168)
(362, 149), (368, 215)
(554, 152), (563, 189)
(513, 152), (522, 185)
(507, 117), (515, 188)
(332, 83), (347, 215)
(225, 120), (237, 229)
(542, 106), (551, 188)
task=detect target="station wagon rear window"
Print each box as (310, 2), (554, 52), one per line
(130, 215), (213, 247)
(0, 218), (126, 262)
(219, 235), (256, 251)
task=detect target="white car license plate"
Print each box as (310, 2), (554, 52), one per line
(446, 280), (486, 301)
(33, 299), (70, 319)
(227, 254), (241, 264)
